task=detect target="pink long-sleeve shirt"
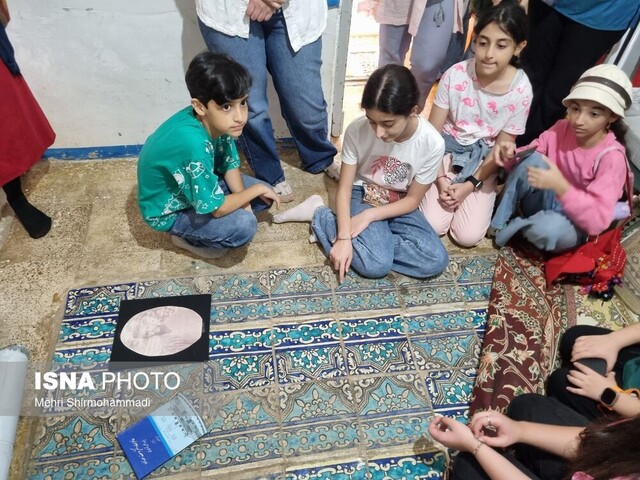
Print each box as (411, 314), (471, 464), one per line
(513, 120), (630, 236)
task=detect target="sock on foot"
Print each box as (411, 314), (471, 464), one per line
(10, 198), (52, 239)
(272, 195), (325, 224)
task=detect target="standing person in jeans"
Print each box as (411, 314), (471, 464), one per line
(518, 0), (640, 146)
(362, 0), (456, 112)
(196, 0), (340, 203)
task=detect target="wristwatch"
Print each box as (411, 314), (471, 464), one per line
(465, 175), (483, 191)
(600, 386), (623, 409)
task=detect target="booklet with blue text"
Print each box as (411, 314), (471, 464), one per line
(117, 394), (207, 478)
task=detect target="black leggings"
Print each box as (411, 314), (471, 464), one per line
(450, 394), (589, 480)
(547, 325), (640, 420)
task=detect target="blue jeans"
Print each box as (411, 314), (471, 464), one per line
(491, 153), (586, 251)
(198, 12), (337, 186)
(311, 186), (449, 278)
(168, 174), (271, 253)
(378, 0), (455, 111)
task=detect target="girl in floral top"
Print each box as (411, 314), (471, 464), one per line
(420, 3), (532, 247)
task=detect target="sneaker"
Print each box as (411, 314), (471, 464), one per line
(324, 159), (341, 182)
(171, 235), (227, 259)
(273, 180), (294, 203)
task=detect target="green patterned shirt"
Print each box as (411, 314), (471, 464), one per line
(137, 107), (241, 231)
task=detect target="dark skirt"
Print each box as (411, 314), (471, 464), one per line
(0, 59), (55, 186)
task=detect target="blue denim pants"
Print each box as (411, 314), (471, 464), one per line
(378, 0), (455, 110)
(168, 174), (271, 253)
(311, 186), (449, 278)
(198, 12), (337, 186)
(491, 153), (586, 251)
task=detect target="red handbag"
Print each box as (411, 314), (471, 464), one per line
(544, 148), (633, 300)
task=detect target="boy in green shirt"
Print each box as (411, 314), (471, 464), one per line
(137, 52), (279, 258)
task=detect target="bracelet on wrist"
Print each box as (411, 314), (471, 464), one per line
(335, 237), (351, 241)
(472, 440), (485, 456)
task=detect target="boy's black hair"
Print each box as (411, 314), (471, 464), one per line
(185, 51), (252, 106)
(474, 2), (528, 67)
(361, 64), (419, 116)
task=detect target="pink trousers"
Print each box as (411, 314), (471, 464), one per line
(420, 155), (497, 247)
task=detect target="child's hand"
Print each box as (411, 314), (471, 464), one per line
(469, 411), (521, 448)
(428, 416), (477, 452)
(350, 210), (374, 238)
(494, 141), (517, 168)
(566, 363), (616, 402)
(571, 333), (619, 373)
(526, 156), (570, 195)
(329, 239), (352, 283)
(259, 185), (281, 209)
(441, 181), (474, 209)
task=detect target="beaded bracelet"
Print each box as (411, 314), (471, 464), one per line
(472, 440), (485, 456)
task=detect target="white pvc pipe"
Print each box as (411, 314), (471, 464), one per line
(0, 346), (29, 480)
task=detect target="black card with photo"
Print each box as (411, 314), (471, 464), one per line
(110, 294), (211, 364)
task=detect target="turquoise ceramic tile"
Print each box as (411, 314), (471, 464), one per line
(276, 345), (348, 384)
(410, 332), (479, 370)
(285, 459), (368, 480)
(210, 326), (273, 355)
(31, 415), (116, 459)
(206, 353), (276, 391)
(59, 315), (118, 343)
(28, 453), (116, 480)
(405, 309), (487, 335)
(210, 300), (272, 323)
(270, 294), (336, 319)
(432, 405), (470, 424)
(425, 368), (477, 409)
(350, 375), (430, 417)
(367, 451), (447, 480)
(360, 414), (432, 449)
(339, 315), (405, 341)
(206, 387), (280, 433)
(280, 419), (361, 457)
(196, 427), (284, 472)
(272, 320), (341, 348)
(459, 283), (492, 303)
(52, 345), (112, 369)
(135, 278), (199, 298)
(203, 272), (270, 299)
(336, 290), (400, 313)
(64, 284), (136, 317)
(336, 270), (395, 290)
(399, 285), (464, 308)
(269, 267), (334, 295)
(456, 255), (497, 283)
(344, 339), (413, 375)
(279, 379), (355, 424)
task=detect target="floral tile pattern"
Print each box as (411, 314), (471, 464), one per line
(27, 259), (495, 479)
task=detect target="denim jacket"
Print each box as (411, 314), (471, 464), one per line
(442, 133), (491, 184)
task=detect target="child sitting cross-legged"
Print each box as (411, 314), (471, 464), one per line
(490, 64), (634, 252)
(272, 64), (449, 282)
(137, 52), (280, 259)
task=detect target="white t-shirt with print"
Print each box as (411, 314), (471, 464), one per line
(435, 58), (532, 146)
(341, 115), (444, 191)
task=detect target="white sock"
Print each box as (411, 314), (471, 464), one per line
(171, 236), (227, 259)
(272, 195), (325, 224)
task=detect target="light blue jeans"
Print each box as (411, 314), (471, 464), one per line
(198, 11), (337, 186)
(491, 153), (586, 252)
(168, 174), (271, 253)
(311, 186), (449, 278)
(378, 0), (455, 110)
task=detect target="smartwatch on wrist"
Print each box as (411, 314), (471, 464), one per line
(465, 175), (483, 191)
(600, 386), (623, 409)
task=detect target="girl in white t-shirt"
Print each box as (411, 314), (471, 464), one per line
(273, 64), (448, 281)
(421, 3), (532, 247)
